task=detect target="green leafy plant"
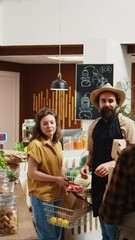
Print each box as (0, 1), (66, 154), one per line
(0, 150), (5, 158)
(118, 81), (135, 121)
(119, 105), (135, 120)
(0, 150), (19, 182)
(13, 140), (25, 152)
(0, 150), (8, 170)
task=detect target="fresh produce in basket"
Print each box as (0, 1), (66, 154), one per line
(49, 216), (70, 227)
(57, 217), (63, 224)
(66, 182), (84, 192)
(49, 217), (57, 224)
(66, 167), (80, 181)
(74, 172), (92, 187)
(62, 219), (70, 227)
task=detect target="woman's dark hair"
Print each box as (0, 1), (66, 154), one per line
(30, 107), (61, 143)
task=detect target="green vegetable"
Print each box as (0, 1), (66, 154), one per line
(66, 167), (81, 181)
(74, 173), (92, 187)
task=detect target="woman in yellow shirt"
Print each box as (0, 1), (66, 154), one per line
(27, 107), (68, 240)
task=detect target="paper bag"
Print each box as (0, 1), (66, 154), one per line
(61, 192), (91, 221)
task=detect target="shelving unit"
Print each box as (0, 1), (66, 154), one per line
(63, 149), (88, 168)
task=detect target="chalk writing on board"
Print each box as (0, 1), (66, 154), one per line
(76, 64), (113, 120)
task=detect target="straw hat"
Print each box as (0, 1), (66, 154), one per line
(90, 83), (126, 109)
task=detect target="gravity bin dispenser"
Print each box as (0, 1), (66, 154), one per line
(22, 119), (35, 146)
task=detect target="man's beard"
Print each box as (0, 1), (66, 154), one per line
(100, 107), (117, 120)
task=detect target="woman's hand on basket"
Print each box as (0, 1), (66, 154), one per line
(56, 176), (69, 188)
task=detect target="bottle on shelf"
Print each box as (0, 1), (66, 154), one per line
(73, 136), (83, 150)
(80, 131), (88, 149)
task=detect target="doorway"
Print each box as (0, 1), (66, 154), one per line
(0, 71), (20, 149)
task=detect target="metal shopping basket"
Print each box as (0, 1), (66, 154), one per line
(44, 202), (92, 229)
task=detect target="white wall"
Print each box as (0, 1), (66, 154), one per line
(1, 0), (135, 45)
(0, 6), (3, 43)
(0, 0), (134, 132)
(84, 39), (131, 85)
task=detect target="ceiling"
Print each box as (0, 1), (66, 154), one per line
(0, 54), (83, 64)
(0, 44), (135, 65)
(0, 45), (84, 64)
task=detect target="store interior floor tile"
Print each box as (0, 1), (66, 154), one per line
(64, 229), (102, 240)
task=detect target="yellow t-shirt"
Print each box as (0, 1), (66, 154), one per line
(27, 137), (67, 202)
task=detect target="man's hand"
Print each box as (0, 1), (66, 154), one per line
(94, 161), (116, 177)
(80, 165), (89, 179)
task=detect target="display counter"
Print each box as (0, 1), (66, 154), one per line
(2, 182), (37, 240)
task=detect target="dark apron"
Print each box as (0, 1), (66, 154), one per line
(91, 114), (123, 217)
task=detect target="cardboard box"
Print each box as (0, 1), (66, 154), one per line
(111, 139), (127, 161)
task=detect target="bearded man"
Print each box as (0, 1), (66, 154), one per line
(80, 83), (135, 240)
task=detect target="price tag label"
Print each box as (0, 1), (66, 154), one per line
(0, 133), (7, 142)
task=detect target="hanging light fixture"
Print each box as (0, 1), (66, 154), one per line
(50, 45), (68, 90)
(50, 72), (68, 90)
(50, 0), (68, 91)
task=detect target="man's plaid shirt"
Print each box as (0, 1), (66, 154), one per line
(100, 144), (135, 224)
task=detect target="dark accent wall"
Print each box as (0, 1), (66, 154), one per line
(0, 61), (82, 140)
(131, 63), (135, 110)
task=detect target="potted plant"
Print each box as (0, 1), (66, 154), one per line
(0, 150), (19, 192)
(13, 140), (27, 160)
(6, 170), (19, 192)
(7, 170), (19, 182)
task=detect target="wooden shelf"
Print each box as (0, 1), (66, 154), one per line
(2, 182), (37, 240)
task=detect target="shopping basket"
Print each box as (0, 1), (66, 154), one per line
(44, 199), (92, 229)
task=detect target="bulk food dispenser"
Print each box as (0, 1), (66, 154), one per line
(22, 119), (35, 146)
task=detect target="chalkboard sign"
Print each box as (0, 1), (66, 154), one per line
(76, 64), (113, 119)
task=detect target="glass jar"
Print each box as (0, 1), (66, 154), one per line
(63, 136), (74, 150)
(22, 119), (35, 145)
(73, 136), (83, 150)
(0, 178), (9, 194)
(0, 193), (17, 235)
(0, 169), (7, 180)
(80, 131), (88, 149)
